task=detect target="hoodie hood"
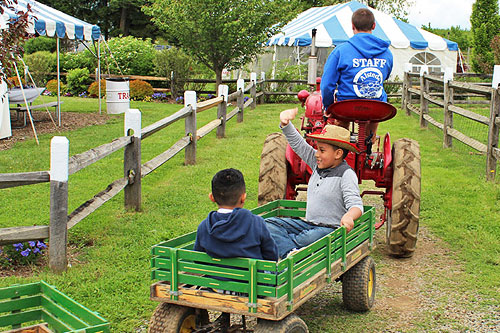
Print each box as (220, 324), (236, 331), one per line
(348, 33), (390, 59)
(205, 208), (252, 243)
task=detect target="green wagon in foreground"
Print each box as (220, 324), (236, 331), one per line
(0, 281), (110, 333)
(149, 200), (377, 332)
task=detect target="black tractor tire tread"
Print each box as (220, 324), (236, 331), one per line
(148, 303), (207, 333)
(388, 138), (421, 258)
(254, 313), (309, 333)
(258, 132), (288, 205)
(342, 256), (376, 312)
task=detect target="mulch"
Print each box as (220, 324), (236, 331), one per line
(0, 110), (111, 151)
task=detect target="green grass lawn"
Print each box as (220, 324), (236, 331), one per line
(0, 96), (499, 331)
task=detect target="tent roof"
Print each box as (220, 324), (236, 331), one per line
(268, 1), (458, 51)
(0, 0), (100, 41)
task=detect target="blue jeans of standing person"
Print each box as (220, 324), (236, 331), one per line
(265, 217), (336, 259)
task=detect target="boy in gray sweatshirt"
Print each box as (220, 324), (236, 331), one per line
(265, 108), (363, 258)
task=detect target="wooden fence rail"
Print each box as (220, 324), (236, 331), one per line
(0, 75), (259, 273)
(402, 66), (500, 181)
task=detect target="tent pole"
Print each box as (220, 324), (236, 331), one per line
(98, 37), (101, 114)
(57, 37), (61, 126)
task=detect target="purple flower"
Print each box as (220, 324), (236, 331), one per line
(20, 249), (30, 257)
(33, 247), (40, 254)
(37, 241), (47, 249)
(13, 243), (23, 250)
(244, 96), (249, 102)
(29, 241), (36, 247)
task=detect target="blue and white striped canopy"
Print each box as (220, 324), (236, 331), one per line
(0, 0), (100, 41)
(268, 1), (458, 51)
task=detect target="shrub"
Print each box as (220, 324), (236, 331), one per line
(46, 79), (67, 95)
(66, 68), (91, 95)
(61, 50), (97, 72)
(24, 36), (56, 54)
(23, 51), (57, 86)
(88, 79), (107, 97)
(6, 76), (26, 88)
(105, 36), (156, 76)
(0, 241), (47, 267)
(265, 60), (307, 103)
(154, 46), (213, 98)
(129, 79), (154, 100)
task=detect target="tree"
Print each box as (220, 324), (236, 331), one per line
(470, 0), (500, 73)
(422, 25), (473, 51)
(0, 0), (31, 81)
(38, 0), (159, 39)
(144, 0), (298, 88)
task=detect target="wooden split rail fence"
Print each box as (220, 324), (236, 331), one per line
(402, 68), (500, 181)
(0, 77), (258, 273)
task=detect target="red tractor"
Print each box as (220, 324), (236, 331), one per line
(258, 78), (421, 257)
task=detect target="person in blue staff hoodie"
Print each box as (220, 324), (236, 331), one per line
(194, 168), (278, 261)
(321, 7), (393, 141)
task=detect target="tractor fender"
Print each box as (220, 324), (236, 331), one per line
(286, 144), (301, 175)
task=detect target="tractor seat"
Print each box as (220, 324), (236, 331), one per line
(326, 99), (397, 122)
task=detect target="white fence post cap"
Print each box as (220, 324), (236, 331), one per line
(492, 65), (500, 88)
(184, 91), (197, 111)
(237, 78), (245, 91)
(50, 136), (69, 182)
(125, 109), (142, 138)
(404, 63), (412, 73)
(250, 72), (257, 83)
(444, 67), (454, 83)
(218, 84), (229, 102)
(419, 65), (428, 76)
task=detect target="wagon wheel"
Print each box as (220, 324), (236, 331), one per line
(258, 132), (288, 205)
(342, 256), (376, 312)
(148, 303), (208, 333)
(254, 313), (309, 333)
(387, 138), (421, 258)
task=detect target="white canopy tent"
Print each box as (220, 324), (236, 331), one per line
(256, 1), (459, 80)
(0, 0), (102, 133)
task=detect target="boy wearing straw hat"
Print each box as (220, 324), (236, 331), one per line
(265, 108), (363, 258)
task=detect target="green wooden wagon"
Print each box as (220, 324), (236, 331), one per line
(149, 200), (377, 332)
(0, 281), (110, 333)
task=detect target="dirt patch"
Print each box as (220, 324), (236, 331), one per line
(0, 111), (111, 151)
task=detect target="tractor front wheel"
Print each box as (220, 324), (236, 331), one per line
(388, 138), (421, 258)
(258, 132), (288, 205)
(254, 313), (309, 333)
(148, 303), (208, 333)
(342, 256), (376, 312)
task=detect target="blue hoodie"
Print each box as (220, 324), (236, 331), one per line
(321, 33), (393, 109)
(194, 208), (279, 261)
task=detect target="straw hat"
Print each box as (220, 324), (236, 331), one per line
(307, 125), (359, 152)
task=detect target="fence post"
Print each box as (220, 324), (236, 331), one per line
(419, 65), (429, 128)
(250, 72), (257, 109)
(403, 63), (412, 116)
(443, 67), (454, 148)
(486, 66), (500, 181)
(124, 109), (142, 211)
(260, 72), (266, 104)
(237, 78), (245, 123)
(49, 136), (69, 273)
(217, 85), (228, 138)
(184, 91), (197, 165)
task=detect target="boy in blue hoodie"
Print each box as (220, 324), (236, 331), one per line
(194, 168), (279, 261)
(321, 7), (393, 140)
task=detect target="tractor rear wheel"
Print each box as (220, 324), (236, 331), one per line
(258, 132), (288, 205)
(254, 313), (308, 333)
(387, 138), (421, 258)
(148, 303), (208, 333)
(342, 256), (376, 312)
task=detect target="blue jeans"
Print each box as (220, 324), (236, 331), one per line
(265, 217), (336, 259)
